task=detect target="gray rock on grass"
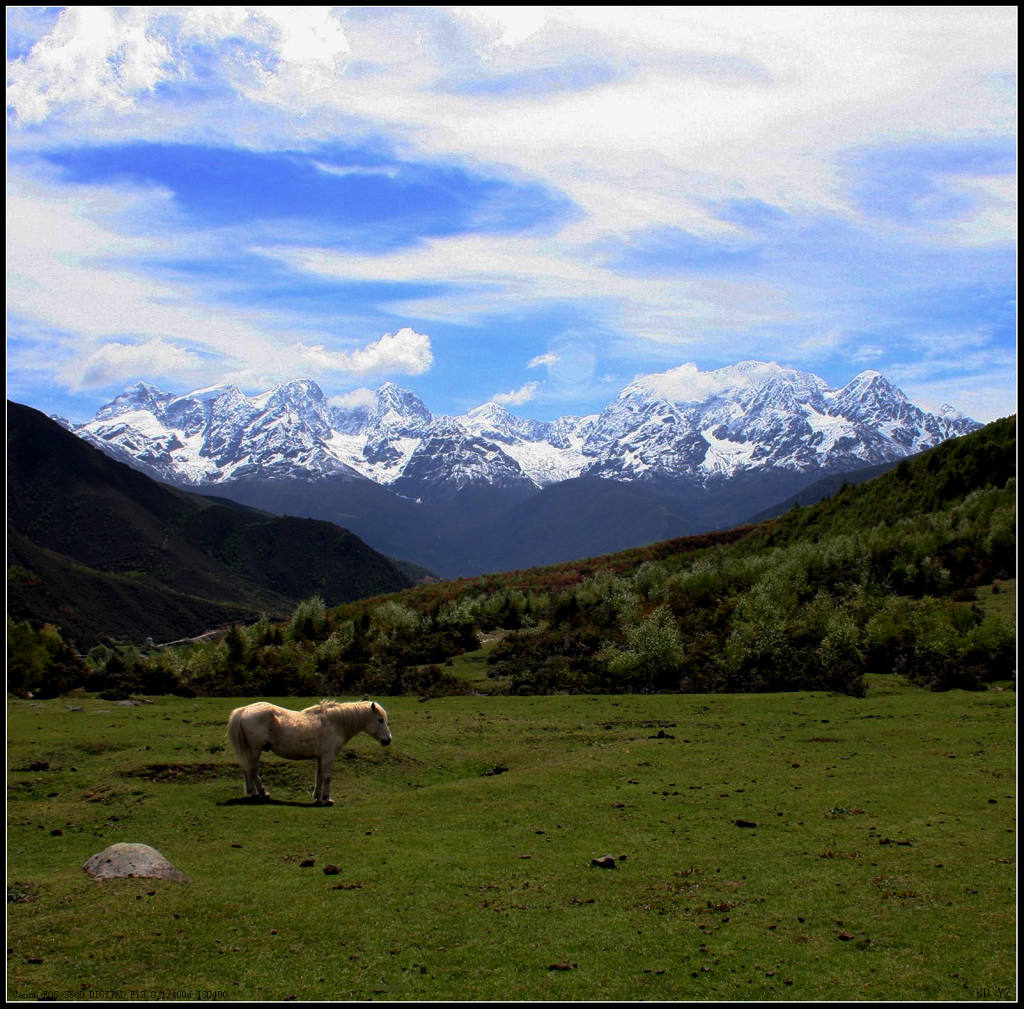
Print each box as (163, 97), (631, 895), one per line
(83, 843), (191, 882)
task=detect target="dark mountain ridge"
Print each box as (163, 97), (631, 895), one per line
(6, 401), (414, 647)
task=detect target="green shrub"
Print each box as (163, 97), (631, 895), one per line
(286, 595), (328, 642)
(605, 605), (686, 693)
(6, 619), (87, 698)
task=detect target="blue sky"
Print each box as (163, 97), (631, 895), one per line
(6, 6), (1017, 423)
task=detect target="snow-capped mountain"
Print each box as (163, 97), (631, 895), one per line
(584, 362), (978, 482)
(67, 362), (980, 500)
(77, 379), (363, 484)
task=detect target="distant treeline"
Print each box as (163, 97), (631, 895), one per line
(8, 417), (1016, 699)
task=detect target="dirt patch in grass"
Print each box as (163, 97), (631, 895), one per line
(121, 762), (236, 783)
(7, 781), (46, 798)
(598, 719), (680, 730)
(11, 759), (56, 772)
(7, 882), (40, 905)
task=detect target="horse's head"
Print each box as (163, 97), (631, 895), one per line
(368, 701), (392, 746)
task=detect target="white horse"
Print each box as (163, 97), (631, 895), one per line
(226, 699), (392, 805)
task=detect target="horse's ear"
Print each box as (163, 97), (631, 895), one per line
(370, 701), (378, 713)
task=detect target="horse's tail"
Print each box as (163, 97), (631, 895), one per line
(226, 706), (249, 759)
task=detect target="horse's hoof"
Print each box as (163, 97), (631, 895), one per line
(315, 799), (334, 807)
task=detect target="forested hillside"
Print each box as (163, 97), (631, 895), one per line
(10, 416), (1015, 699)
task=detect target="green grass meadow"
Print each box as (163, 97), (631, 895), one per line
(7, 678), (1016, 1002)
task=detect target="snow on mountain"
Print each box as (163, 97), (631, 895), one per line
(392, 416), (536, 496)
(458, 401), (592, 485)
(68, 362), (982, 499)
(581, 361), (980, 482)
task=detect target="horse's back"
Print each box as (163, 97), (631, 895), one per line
(232, 700), (282, 719)
(231, 701), (302, 729)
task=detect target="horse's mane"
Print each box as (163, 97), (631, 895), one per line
(305, 699), (374, 731)
(312, 698), (371, 712)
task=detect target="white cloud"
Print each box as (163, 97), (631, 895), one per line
(455, 7), (551, 50)
(59, 338), (201, 390)
(6, 7), (174, 124)
(330, 387), (377, 410)
(294, 327), (433, 377)
(265, 7), (350, 67)
(493, 381), (540, 406)
(6, 7), (354, 125)
(939, 174), (1018, 247)
(528, 352), (561, 369)
(10, 8), (1015, 236)
(265, 230), (786, 344)
(9, 8), (1015, 260)
(5, 170), (288, 375)
(901, 373), (1017, 425)
(311, 160), (400, 180)
(884, 333), (1017, 422)
(403, 7), (1017, 244)
(208, 6), (352, 106)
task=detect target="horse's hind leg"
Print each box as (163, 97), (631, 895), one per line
(253, 762), (269, 799)
(240, 754), (256, 797)
(241, 751), (270, 799)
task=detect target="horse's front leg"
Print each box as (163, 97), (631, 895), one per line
(314, 753), (335, 806)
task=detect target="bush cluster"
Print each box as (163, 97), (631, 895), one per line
(7, 619), (89, 698)
(26, 595), (484, 700)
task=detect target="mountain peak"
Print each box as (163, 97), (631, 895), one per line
(460, 399), (554, 447)
(835, 370), (908, 407)
(844, 370), (895, 391)
(95, 381), (174, 421)
(131, 380), (166, 394)
(370, 383), (432, 427)
(261, 378), (327, 404)
(469, 400), (511, 418)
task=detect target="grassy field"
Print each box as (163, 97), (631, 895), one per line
(7, 677), (1016, 1002)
